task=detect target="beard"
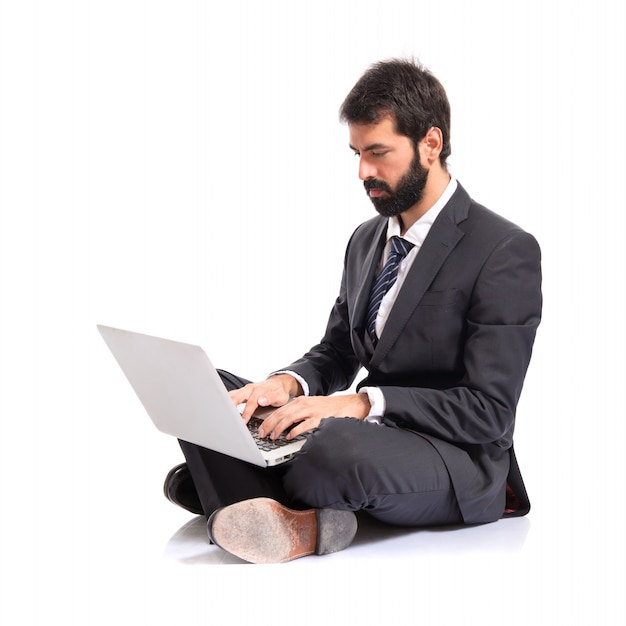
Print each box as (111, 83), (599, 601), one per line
(364, 153), (428, 218)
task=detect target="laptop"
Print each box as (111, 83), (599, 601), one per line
(97, 325), (307, 466)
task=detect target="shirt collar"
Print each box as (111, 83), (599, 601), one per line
(386, 177), (458, 247)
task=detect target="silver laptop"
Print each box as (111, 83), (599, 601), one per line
(97, 325), (306, 466)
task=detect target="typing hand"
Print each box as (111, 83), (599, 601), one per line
(257, 394), (371, 441)
(228, 374), (302, 424)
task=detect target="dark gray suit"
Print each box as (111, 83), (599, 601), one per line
(182, 182), (542, 525)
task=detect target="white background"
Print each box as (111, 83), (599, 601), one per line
(0, 1), (624, 624)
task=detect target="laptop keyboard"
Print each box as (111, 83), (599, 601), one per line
(247, 416), (307, 452)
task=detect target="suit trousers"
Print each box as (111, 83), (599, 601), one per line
(180, 371), (463, 527)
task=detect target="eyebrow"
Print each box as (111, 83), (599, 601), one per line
(349, 142), (390, 152)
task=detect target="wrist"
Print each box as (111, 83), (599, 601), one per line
(358, 387), (385, 422)
(355, 393), (372, 419)
(272, 373), (303, 398)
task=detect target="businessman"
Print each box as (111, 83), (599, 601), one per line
(164, 58), (542, 563)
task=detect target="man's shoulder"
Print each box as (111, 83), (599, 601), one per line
(349, 215), (387, 244)
(453, 183), (535, 240)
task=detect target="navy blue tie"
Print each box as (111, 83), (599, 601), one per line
(366, 236), (414, 345)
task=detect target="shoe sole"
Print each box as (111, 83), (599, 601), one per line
(208, 498), (357, 564)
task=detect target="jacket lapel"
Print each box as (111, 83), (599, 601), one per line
(351, 221), (387, 361)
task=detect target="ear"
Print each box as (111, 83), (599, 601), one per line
(419, 127), (444, 165)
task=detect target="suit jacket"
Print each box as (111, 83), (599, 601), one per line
(284, 183), (542, 524)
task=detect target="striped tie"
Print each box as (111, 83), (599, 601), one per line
(366, 236), (414, 345)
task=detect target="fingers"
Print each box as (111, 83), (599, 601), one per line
(228, 387), (256, 422)
(261, 414), (323, 441)
(227, 378), (293, 423)
(259, 394), (370, 439)
(258, 396), (321, 440)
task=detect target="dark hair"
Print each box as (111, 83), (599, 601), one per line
(339, 58), (451, 165)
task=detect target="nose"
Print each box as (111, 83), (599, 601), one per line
(358, 156), (377, 181)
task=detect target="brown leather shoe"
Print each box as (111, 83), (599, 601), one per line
(207, 497), (357, 564)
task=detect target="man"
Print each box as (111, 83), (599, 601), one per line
(164, 59), (542, 563)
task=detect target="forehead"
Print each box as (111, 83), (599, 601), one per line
(348, 116), (411, 151)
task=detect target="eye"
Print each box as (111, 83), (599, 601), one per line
(372, 151), (387, 157)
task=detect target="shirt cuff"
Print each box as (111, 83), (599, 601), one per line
(269, 370), (310, 397)
(359, 387), (385, 425)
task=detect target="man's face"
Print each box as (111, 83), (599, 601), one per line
(349, 117), (428, 218)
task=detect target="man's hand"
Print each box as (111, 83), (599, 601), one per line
(256, 393), (371, 441)
(229, 377), (372, 440)
(228, 374), (303, 423)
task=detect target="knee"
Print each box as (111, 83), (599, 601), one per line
(297, 417), (366, 471)
(282, 418), (371, 509)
